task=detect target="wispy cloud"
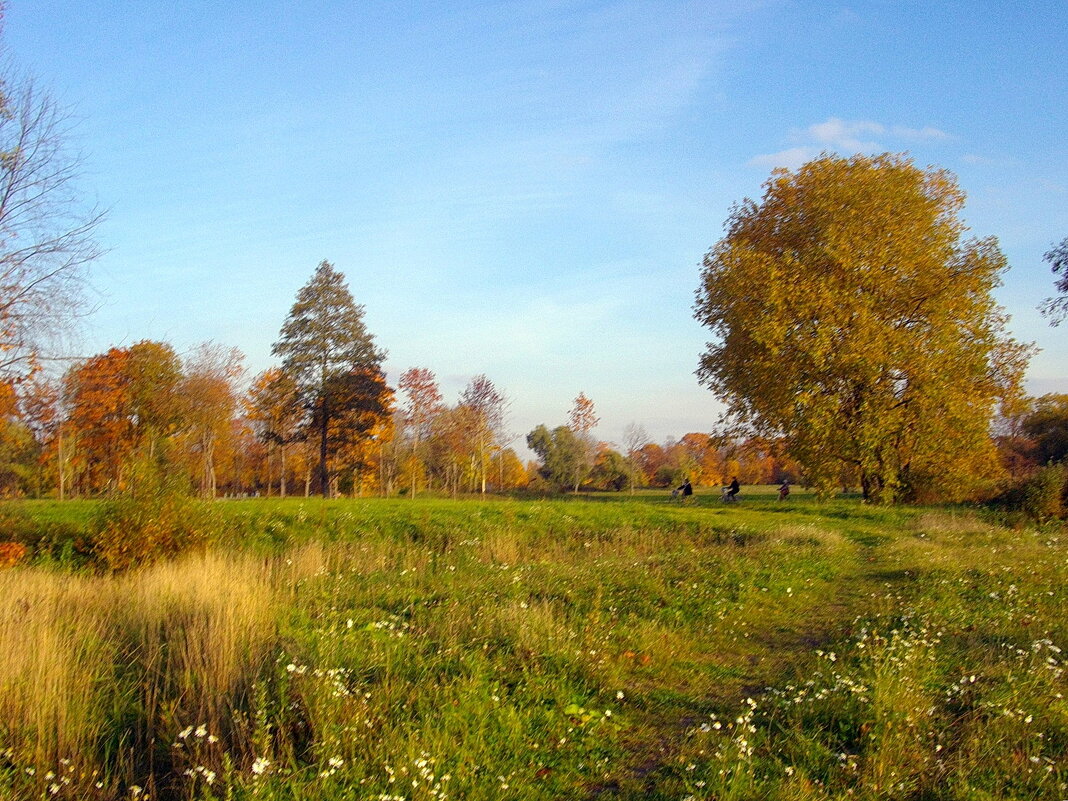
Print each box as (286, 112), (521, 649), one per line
(891, 124), (951, 141)
(750, 117), (952, 169)
(807, 118), (885, 150)
(749, 146), (819, 170)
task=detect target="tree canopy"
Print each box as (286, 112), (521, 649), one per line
(694, 153), (1031, 503)
(526, 424), (585, 492)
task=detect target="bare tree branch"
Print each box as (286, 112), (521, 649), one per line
(0, 70), (104, 381)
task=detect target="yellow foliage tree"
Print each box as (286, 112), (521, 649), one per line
(694, 153), (1031, 503)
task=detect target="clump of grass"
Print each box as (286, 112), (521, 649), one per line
(767, 524), (849, 550)
(0, 569), (113, 774)
(910, 510), (995, 537)
(0, 551), (279, 798)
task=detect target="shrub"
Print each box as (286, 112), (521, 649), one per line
(1020, 462), (1067, 520)
(88, 453), (216, 571)
(0, 541), (27, 567)
(990, 462), (1067, 523)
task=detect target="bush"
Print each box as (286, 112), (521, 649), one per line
(1020, 463), (1067, 521)
(89, 454), (216, 571)
(990, 462), (1067, 523)
(0, 541), (27, 566)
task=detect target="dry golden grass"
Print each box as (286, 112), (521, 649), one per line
(114, 551), (277, 726)
(0, 550), (280, 777)
(0, 569), (113, 768)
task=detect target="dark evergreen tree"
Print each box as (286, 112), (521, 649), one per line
(272, 260), (385, 496)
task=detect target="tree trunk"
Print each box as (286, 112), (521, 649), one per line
(280, 443), (287, 498)
(480, 437), (487, 494)
(57, 431), (65, 501)
(319, 394), (329, 497)
(265, 445), (273, 497)
(202, 434), (217, 499)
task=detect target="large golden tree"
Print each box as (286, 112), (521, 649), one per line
(694, 153), (1031, 502)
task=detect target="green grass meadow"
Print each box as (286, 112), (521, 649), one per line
(0, 491), (1065, 800)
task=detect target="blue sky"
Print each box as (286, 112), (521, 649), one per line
(6, 0), (1067, 451)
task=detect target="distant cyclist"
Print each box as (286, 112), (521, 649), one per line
(672, 478), (693, 500)
(724, 476), (740, 501)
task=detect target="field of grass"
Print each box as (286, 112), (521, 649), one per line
(0, 492), (1065, 800)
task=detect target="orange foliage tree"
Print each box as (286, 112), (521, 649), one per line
(178, 343), (245, 498)
(63, 347), (135, 494)
(18, 376), (62, 496)
(245, 367), (304, 497)
(319, 366), (394, 496)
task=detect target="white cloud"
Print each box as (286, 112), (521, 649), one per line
(807, 117), (884, 150)
(891, 125), (950, 141)
(750, 117), (954, 170)
(748, 146), (819, 170)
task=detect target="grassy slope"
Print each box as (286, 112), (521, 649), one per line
(0, 493), (1064, 799)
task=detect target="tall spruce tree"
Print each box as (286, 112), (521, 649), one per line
(273, 261), (385, 496)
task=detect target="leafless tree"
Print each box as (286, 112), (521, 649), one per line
(622, 422), (650, 493)
(0, 73), (104, 381)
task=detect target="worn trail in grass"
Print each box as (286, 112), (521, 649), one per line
(591, 499), (914, 798)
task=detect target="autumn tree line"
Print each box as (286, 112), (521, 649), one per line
(0, 324), (806, 500)
(0, 261), (784, 499)
(0, 261), (814, 500)
(0, 335), (1062, 504)
(2, 157), (1068, 505)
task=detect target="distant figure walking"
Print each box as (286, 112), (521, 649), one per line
(778, 480), (790, 501)
(672, 478), (693, 501)
(723, 476), (740, 502)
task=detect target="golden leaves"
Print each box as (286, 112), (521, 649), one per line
(694, 154), (1028, 502)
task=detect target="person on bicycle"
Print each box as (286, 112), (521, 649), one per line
(725, 477), (740, 501)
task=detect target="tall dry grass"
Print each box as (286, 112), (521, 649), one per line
(0, 570), (113, 769)
(0, 550), (282, 794)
